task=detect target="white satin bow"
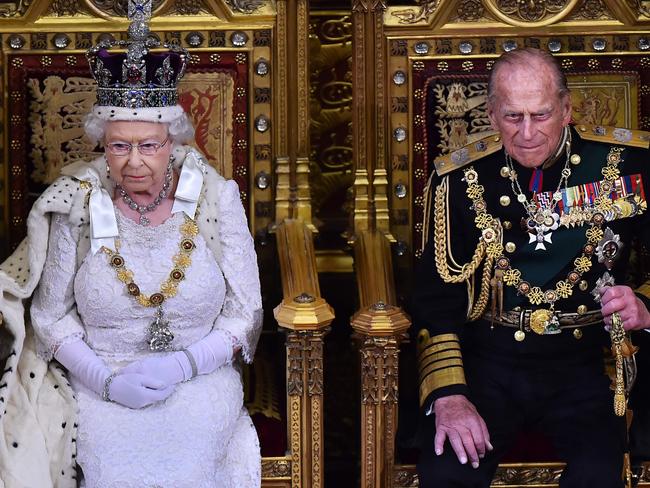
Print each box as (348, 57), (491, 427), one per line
(62, 162), (119, 254)
(171, 148), (205, 219)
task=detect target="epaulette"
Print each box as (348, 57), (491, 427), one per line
(574, 124), (650, 149)
(434, 132), (503, 176)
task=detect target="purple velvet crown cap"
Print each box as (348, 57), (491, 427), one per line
(85, 0), (188, 110)
(94, 47), (185, 88)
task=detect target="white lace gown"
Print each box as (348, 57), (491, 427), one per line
(30, 210), (261, 488)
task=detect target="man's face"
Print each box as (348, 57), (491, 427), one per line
(487, 63), (572, 168)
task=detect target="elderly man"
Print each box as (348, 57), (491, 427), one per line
(413, 47), (650, 487)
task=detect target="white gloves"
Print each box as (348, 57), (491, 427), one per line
(54, 339), (174, 409)
(122, 329), (234, 388)
(108, 373), (174, 409)
(54, 339), (111, 396)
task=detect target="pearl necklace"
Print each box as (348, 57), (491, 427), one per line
(116, 157), (173, 226)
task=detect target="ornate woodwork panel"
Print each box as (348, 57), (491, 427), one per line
(0, 0), (273, 18)
(285, 328), (328, 488)
(393, 462), (650, 487)
(309, 12), (354, 251)
(385, 0), (650, 27)
(359, 336), (401, 488)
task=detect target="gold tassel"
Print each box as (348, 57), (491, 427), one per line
(611, 312), (627, 417)
(489, 269), (503, 328)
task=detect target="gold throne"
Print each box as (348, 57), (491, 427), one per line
(0, 2), (333, 487)
(349, 1), (650, 487)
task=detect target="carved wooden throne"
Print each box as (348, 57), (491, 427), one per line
(349, 1), (650, 487)
(0, 2), (333, 488)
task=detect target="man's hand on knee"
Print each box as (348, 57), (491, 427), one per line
(433, 394), (493, 469)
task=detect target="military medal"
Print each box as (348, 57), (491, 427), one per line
(504, 128), (572, 251)
(525, 206), (560, 250)
(595, 227), (623, 269)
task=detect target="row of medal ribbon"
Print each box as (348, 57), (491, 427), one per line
(532, 173), (646, 228)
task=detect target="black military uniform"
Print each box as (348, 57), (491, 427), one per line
(413, 124), (650, 488)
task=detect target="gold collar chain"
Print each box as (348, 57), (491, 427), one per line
(101, 214), (200, 351)
(461, 145), (624, 333)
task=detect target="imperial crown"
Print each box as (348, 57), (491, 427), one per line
(86, 0), (188, 110)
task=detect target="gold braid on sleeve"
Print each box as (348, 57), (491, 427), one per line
(433, 176), (494, 321)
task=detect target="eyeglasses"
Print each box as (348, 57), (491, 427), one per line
(106, 136), (169, 156)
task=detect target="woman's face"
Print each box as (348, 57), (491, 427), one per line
(104, 121), (172, 195)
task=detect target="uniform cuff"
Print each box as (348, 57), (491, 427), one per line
(417, 329), (466, 408)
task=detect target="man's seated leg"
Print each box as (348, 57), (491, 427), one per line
(417, 352), (523, 488)
(542, 360), (626, 488)
(417, 412), (497, 487)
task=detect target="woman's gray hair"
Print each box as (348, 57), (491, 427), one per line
(83, 110), (195, 146)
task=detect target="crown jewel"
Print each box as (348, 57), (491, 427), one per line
(86, 0), (188, 110)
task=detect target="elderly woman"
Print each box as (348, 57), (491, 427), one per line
(0, 3), (261, 487)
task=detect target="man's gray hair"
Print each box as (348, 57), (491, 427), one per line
(84, 110), (195, 146)
(487, 48), (570, 106)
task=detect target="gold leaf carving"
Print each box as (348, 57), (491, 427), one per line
(86, 0), (164, 17)
(308, 335), (324, 396)
(492, 466), (563, 483)
(261, 459), (292, 478)
(628, 0), (650, 18)
(48, 0), (83, 16)
(391, 0), (440, 24)
(484, 0), (579, 26)
(393, 464), (569, 487)
(225, 0), (264, 13)
(0, 0), (30, 18)
(571, 0), (612, 20)
(494, 0), (569, 22)
(287, 332), (305, 396)
(457, 0), (487, 22)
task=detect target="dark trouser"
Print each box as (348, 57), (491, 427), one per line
(629, 330), (650, 465)
(417, 328), (626, 488)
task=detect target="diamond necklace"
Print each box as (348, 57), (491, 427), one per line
(505, 129), (572, 251)
(116, 156), (173, 226)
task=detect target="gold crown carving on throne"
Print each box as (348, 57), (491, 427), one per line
(86, 0), (188, 112)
